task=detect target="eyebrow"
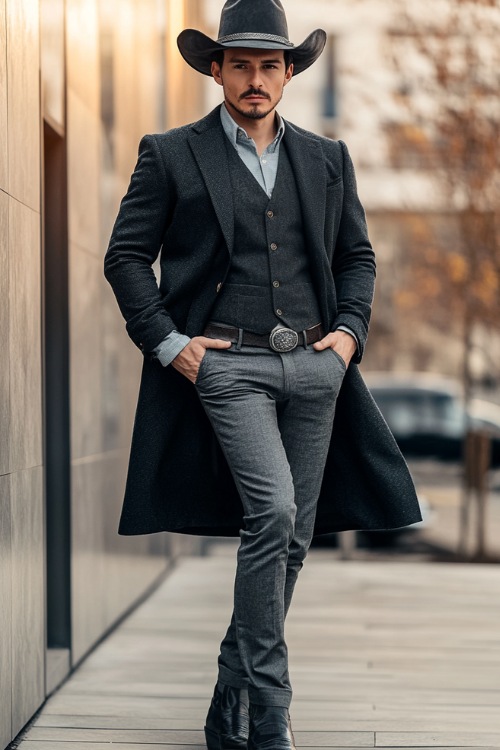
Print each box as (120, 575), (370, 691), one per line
(228, 57), (283, 64)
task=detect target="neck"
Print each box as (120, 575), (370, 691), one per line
(224, 101), (279, 154)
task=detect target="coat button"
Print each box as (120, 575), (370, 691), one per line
(276, 308), (283, 315)
(267, 210), (274, 218)
(270, 243), (278, 251)
(216, 282), (222, 293)
(273, 280), (280, 288)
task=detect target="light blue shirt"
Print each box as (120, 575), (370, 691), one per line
(220, 102), (285, 198)
(153, 105), (357, 366)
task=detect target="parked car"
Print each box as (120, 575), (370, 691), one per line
(364, 372), (500, 466)
(313, 373), (499, 549)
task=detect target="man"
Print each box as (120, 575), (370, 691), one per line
(104, 1), (422, 748)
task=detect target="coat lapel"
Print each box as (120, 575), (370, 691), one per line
(283, 123), (327, 239)
(283, 123), (334, 329)
(188, 107), (234, 258)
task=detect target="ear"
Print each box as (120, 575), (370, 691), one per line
(284, 63), (294, 86)
(211, 60), (223, 86)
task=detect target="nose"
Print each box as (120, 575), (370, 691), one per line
(247, 65), (264, 89)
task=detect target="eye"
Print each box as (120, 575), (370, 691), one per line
(263, 64), (278, 69)
(233, 64), (247, 69)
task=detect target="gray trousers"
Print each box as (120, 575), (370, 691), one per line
(195, 339), (346, 708)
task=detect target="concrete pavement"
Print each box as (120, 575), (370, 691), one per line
(12, 545), (500, 749)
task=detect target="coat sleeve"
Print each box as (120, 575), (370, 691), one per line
(103, 134), (177, 354)
(331, 139), (376, 363)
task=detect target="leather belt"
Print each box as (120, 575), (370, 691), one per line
(203, 322), (325, 352)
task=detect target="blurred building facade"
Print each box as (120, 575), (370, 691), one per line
(0, 1), (204, 746)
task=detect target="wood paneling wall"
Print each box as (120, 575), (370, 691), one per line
(1, 0), (45, 744)
(1, 1), (207, 747)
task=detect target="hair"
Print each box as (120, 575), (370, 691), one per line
(211, 49), (293, 69)
(212, 50), (225, 68)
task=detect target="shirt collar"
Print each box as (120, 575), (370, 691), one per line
(220, 103), (285, 153)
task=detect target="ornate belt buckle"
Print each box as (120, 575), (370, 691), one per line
(269, 326), (299, 353)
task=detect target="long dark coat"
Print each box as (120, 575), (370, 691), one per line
(104, 105), (422, 537)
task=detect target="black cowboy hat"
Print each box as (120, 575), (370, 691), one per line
(177, 0), (327, 77)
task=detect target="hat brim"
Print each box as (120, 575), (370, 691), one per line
(177, 28), (327, 77)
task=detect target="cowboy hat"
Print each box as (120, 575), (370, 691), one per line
(177, 0), (327, 77)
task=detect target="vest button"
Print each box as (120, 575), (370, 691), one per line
(270, 243), (278, 251)
(267, 210), (274, 218)
(273, 280), (280, 288)
(276, 308), (283, 316)
(216, 282), (222, 293)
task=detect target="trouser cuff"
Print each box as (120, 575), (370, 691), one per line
(248, 687), (292, 708)
(218, 664), (249, 690)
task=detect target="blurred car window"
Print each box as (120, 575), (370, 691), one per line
(364, 372), (500, 465)
(370, 389), (464, 436)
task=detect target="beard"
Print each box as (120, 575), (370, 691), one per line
(224, 86), (284, 121)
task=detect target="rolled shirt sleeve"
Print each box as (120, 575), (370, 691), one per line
(153, 330), (191, 367)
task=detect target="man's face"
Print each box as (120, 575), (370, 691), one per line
(211, 48), (293, 121)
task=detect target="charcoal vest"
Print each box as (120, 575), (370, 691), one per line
(209, 137), (322, 334)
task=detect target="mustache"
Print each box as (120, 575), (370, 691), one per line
(239, 88), (271, 101)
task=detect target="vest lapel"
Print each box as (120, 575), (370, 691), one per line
(283, 123), (333, 330)
(188, 111), (235, 258)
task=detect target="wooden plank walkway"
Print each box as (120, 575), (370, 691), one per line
(16, 547), (500, 749)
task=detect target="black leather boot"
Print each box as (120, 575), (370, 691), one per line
(204, 682), (250, 750)
(248, 704), (296, 750)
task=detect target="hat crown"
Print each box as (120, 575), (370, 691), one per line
(218, 0), (289, 42)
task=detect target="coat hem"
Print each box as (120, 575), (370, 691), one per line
(117, 513), (424, 538)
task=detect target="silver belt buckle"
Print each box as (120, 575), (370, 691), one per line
(269, 326), (299, 353)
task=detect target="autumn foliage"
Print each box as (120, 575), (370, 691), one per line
(386, 0), (500, 390)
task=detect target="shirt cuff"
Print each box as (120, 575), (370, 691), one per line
(153, 330), (191, 367)
(335, 326), (359, 352)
